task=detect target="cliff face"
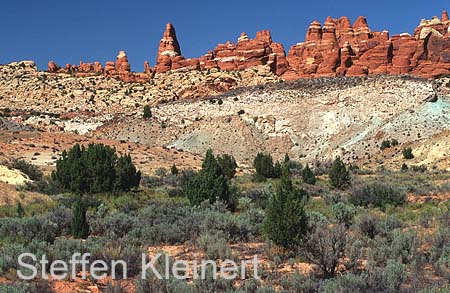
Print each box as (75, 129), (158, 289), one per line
(47, 11), (450, 82)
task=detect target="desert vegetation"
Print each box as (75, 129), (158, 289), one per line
(1, 144), (450, 292)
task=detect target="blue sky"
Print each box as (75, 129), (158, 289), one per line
(0, 1), (447, 70)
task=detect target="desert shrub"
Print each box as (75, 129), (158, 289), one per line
(328, 157), (351, 189)
(431, 227), (450, 279)
(105, 282), (125, 293)
(192, 264), (235, 292)
(47, 205), (72, 236)
(306, 211), (329, 231)
(369, 228), (419, 265)
(0, 243), (27, 273)
(388, 229), (419, 264)
(380, 140), (392, 150)
(135, 254), (192, 293)
(0, 281), (50, 293)
(355, 213), (379, 239)
(0, 284), (28, 293)
(263, 167), (308, 248)
(46, 238), (87, 270)
(349, 182), (406, 209)
(140, 175), (163, 188)
(199, 206), (259, 242)
(0, 216), (58, 244)
(196, 232), (231, 260)
(9, 158), (43, 181)
(376, 215), (404, 237)
(88, 238), (144, 277)
(89, 212), (138, 239)
(403, 147), (414, 159)
(132, 201), (200, 245)
(301, 164), (317, 185)
(243, 186), (271, 210)
(303, 224), (359, 278)
(412, 165), (428, 173)
(170, 163), (178, 175)
(332, 202), (356, 227)
(278, 273), (321, 291)
(143, 105), (152, 119)
(167, 187), (185, 198)
(321, 273), (367, 292)
(435, 245), (450, 280)
(52, 143), (141, 194)
(384, 260), (407, 291)
(401, 163), (408, 171)
(16, 202), (25, 218)
(311, 158), (333, 176)
(217, 154), (238, 179)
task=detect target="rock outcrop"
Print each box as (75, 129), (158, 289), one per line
(47, 12), (450, 82)
(284, 12), (450, 79)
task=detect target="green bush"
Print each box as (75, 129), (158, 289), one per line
(196, 232), (231, 260)
(384, 260), (407, 291)
(143, 105), (152, 119)
(170, 163), (179, 175)
(380, 140), (391, 150)
(263, 166), (308, 248)
(9, 159), (43, 181)
(253, 152), (279, 179)
(402, 147), (414, 159)
(183, 149), (231, 207)
(52, 143), (141, 194)
(71, 197), (89, 239)
(302, 164), (317, 185)
(303, 224), (350, 278)
(217, 154), (237, 179)
(328, 157), (351, 189)
(349, 183), (406, 209)
(332, 202), (356, 227)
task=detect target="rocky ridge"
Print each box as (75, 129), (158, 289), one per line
(0, 61), (279, 115)
(47, 11), (450, 82)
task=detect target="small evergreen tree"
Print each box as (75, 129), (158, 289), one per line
(273, 161), (282, 178)
(52, 143), (140, 194)
(16, 202), (25, 218)
(115, 154), (141, 192)
(329, 157), (351, 189)
(253, 153), (275, 179)
(170, 163), (179, 176)
(380, 140), (391, 150)
(71, 197), (89, 239)
(217, 154), (237, 179)
(402, 147), (414, 160)
(184, 149), (230, 206)
(263, 166), (308, 248)
(284, 153), (290, 164)
(143, 105), (152, 119)
(302, 164), (317, 185)
(401, 163), (408, 172)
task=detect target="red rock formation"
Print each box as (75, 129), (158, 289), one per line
(47, 61), (61, 73)
(284, 11), (450, 79)
(115, 51), (131, 73)
(155, 23), (185, 73)
(47, 11), (450, 83)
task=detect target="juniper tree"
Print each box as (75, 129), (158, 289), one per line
(329, 157), (351, 189)
(263, 166), (308, 248)
(302, 164), (317, 185)
(71, 196), (89, 239)
(184, 149), (230, 206)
